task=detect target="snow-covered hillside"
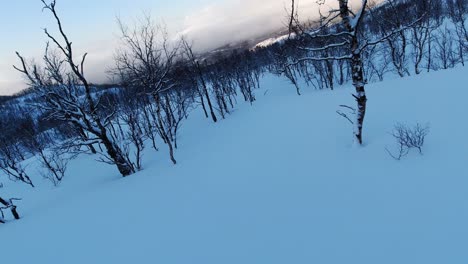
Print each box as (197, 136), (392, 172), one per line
(1, 66), (468, 264)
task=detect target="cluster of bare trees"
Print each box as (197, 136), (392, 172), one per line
(270, 0), (467, 85)
(0, 0), (264, 209)
(257, 0), (468, 144)
(368, 0), (467, 74)
(274, 0), (408, 144)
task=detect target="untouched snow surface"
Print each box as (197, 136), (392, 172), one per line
(1, 67), (468, 264)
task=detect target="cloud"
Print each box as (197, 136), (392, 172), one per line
(180, 0), (370, 52)
(0, 38), (116, 96)
(74, 38), (119, 85)
(180, 0), (298, 51)
(0, 61), (24, 95)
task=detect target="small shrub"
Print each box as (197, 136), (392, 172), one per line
(386, 123), (430, 160)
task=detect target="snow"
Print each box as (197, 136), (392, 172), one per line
(254, 34), (291, 49)
(1, 66), (468, 263)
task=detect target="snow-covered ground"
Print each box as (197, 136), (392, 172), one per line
(1, 66), (468, 264)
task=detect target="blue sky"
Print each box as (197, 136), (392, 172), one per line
(0, 0), (322, 95)
(0, 0), (212, 55)
(0, 0), (217, 94)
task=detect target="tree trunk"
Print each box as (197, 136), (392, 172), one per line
(196, 62), (218, 123)
(351, 50), (367, 145)
(154, 95), (177, 165)
(0, 197), (20, 221)
(101, 135), (135, 177)
(198, 87), (209, 118)
(339, 0), (368, 145)
(202, 82), (217, 123)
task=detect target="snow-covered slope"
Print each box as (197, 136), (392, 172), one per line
(1, 67), (468, 264)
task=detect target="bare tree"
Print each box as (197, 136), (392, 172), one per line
(408, 0), (435, 74)
(287, 0), (421, 144)
(447, 0), (468, 66)
(287, 0), (369, 143)
(181, 38), (218, 122)
(118, 96), (147, 171)
(433, 26), (457, 70)
(386, 123), (430, 160)
(0, 138), (34, 188)
(114, 15), (180, 165)
(140, 98), (160, 151)
(14, 0), (135, 177)
(25, 131), (70, 186)
(371, 0), (415, 77)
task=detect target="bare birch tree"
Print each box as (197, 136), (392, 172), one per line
(288, 0), (420, 144)
(114, 16), (180, 164)
(14, 0), (135, 177)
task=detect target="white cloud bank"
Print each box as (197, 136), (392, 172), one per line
(180, 0), (307, 51)
(180, 0), (369, 52)
(0, 39), (116, 96)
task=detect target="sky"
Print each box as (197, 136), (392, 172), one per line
(0, 0), (212, 95)
(0, 0), (360, 95)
